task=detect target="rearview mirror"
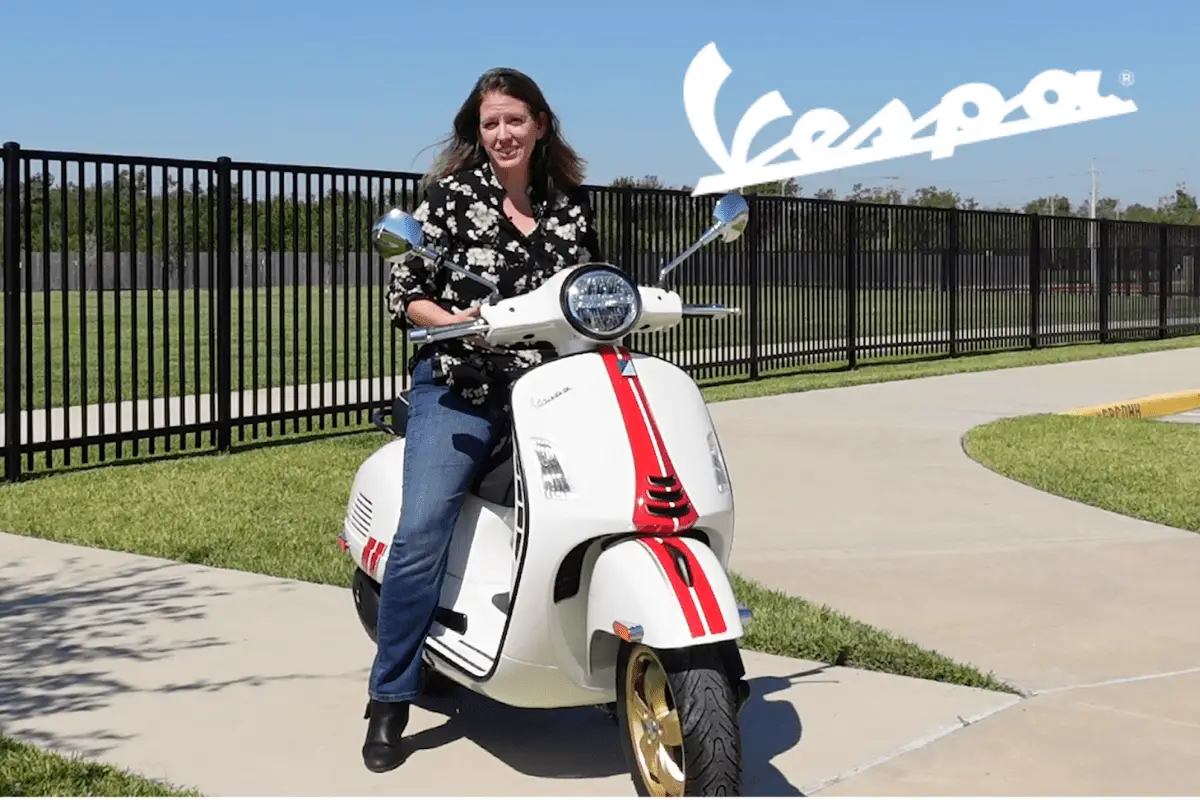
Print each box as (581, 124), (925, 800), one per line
(370, 207), (502, 301)
(712, 193), (749, 243)
(371, 208), (426, 261)
(657, 192), (750, 287)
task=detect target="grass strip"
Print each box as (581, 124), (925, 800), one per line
(963, 413), (1200, 534)
(0, 734), (198, 797)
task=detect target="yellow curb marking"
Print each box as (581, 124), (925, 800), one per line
(1060, 389), (1200, 419)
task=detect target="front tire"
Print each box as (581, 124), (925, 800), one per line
(615, 641), (742, 796)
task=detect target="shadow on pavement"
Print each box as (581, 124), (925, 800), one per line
(405, 663), (813, 794)
(0, 551), (331, 760)
(0, 554), (226, 756)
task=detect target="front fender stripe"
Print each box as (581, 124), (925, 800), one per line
(638, 537), (705, 637)
(669, 537), (727, 635)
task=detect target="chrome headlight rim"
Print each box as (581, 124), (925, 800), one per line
(558, 263), (642, 342)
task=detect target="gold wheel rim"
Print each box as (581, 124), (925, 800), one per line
(624, 645), (686, 797)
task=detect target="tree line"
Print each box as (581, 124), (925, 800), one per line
(2, 164), (1197, 263)
(610, 174), (1200, 224)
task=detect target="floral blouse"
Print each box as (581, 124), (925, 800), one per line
(385, 160), (605, 416)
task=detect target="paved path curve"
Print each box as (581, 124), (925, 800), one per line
(709, 345), (1200, 794)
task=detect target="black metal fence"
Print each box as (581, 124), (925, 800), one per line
(4, 139), (1200, 482)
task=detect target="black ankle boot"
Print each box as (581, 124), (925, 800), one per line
(362, 699), (411, 773)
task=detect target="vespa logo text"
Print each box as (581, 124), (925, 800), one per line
(683, 42), (1138, 196)
(532, 386), (572, 408)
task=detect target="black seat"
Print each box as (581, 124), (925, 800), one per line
(472, 435), (516, 508)
(391, 391), (412, 434)
(377, 392), (515, 508)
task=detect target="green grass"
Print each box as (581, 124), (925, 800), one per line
(0, 286), (405, 414)
(0, 734), (198, 796)
(4, 286), (1197, 412)
(963, 413), (1200, 534)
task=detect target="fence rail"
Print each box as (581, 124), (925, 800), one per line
(4, 140), (1200, 482)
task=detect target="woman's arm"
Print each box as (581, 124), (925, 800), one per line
(406, 298), (479, 327)
(384, 182), (473, 329)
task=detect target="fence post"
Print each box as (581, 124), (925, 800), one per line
(946, 207), (960, 357)
(620, 190), (633, 278)
(845, 201), (858, 369)
(747, 196), (760, 380)
(1029, 213), (1041, 349)
(2, 142), (21, 482)
(215, 156), (233, 452)
(1158, 223), (1169, 339)
(1098, 220), (1110, 343)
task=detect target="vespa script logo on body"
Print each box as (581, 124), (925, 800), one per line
(683, 42), (1138, 196)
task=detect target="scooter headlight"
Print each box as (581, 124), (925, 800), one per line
(560, 265), (641, 341)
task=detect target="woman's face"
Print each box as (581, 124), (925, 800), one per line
(478, 90), (545, 175)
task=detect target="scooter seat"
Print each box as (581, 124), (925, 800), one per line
(372, 392), (412, 438)
(472, 435), (516, 508)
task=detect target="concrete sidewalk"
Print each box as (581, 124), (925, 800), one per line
(710, 344), (1200, 794)
(0, 532), (1016, 797)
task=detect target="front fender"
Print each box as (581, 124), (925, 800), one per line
(587, 535), (745, 652)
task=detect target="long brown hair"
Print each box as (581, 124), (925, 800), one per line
(421, 67), (587, 199)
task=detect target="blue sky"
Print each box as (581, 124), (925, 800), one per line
(2, 0), (1196, 209)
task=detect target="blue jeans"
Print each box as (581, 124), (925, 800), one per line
(368, 356), (505, 703)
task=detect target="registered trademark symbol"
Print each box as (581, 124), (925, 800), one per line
(1119, 70), (1135, 86)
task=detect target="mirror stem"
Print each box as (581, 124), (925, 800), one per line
(656, 224), (721, 288)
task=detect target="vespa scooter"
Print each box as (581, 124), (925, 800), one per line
(339, 192), (754, 796)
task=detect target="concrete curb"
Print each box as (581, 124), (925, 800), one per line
(1059, 389), (1200, 419)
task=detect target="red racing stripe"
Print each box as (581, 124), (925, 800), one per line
(639, 537), (705, 637)
(599, 345), (699, 534)
(668, 536), (727, 635)
(364, 538), (385, 574)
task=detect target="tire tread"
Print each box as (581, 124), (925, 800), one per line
(616, 642), (743, 796)
(672, 648), (741, 795)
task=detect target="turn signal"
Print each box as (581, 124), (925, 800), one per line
(612, 621), (644, 642)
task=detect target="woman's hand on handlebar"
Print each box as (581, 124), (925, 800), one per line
(406, 299), (470, 328)
(449, 306), (482, 324)
(451, 306), (494, 349)
(407, 301), (492, 348)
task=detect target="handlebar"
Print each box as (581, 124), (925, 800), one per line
(410, 318), (491, 343)
(681, 304), (742, 318)
(409, 303), (740, 344)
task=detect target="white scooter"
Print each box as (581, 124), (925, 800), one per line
(339, 192), (754, 796)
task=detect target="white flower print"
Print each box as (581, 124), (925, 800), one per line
(385, 161), (608, 416)
(466, 247), (498, 268)
(466, 201), (500, 232)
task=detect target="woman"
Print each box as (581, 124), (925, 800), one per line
(362, 66), (605, 773)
